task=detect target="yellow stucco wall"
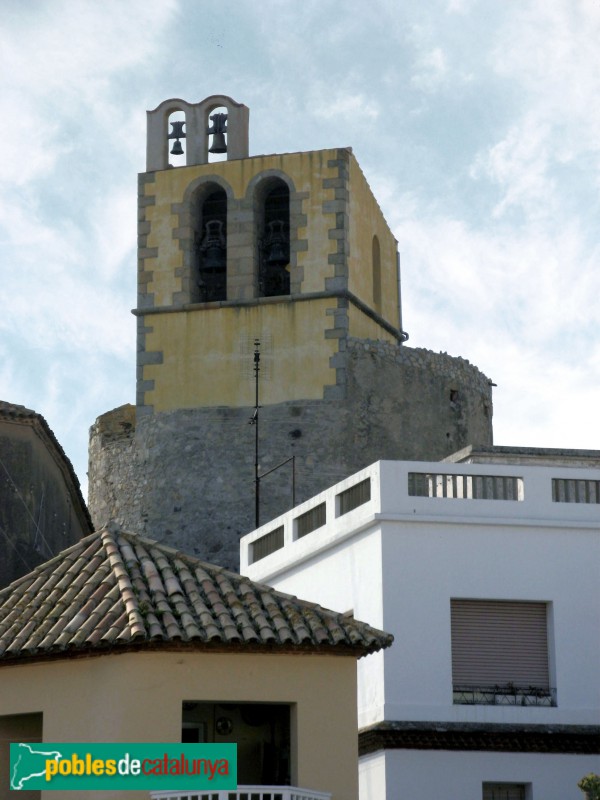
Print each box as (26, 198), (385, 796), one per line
(347, 156), (399, 329)
(139, 147), (403, 412)
(143, 299), (338, 411)
(143, 150), (341, 307)
(0, 651), (359, 800)
(347, 304), (398, 344)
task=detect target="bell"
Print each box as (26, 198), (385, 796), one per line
(266, 239), (288, 265)
(200, 220), (226, 271)
(209, 132), (227, 154)
(168, 120), (186, 157)
(207, 112), (228, 154)
(264, 220), (289, 265)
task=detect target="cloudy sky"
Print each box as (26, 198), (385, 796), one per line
(1, 0), (598, 498)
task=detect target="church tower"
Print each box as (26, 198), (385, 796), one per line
(89, 96), (493, 568)
(136, 95), (404, 416)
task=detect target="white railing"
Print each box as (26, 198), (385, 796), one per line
(240, 460), (600, 574)
(150, 786), (331, 800)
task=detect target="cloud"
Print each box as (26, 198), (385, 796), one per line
(470, 115), (555, 220)
(1, 0), (599, 498)
(308, 84), (380, 121)
(446, 0), (475, 12)
(0, 0), (173, 493)
(470, 0), (600, 219)
(411, 47), (448, 92)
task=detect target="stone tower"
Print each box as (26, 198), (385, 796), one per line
(89, 95), (493, 569)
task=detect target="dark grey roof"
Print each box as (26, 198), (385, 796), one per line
(0, 400), (92, 530)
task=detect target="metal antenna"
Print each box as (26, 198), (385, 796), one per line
(246, 335), (296, 529)
(248, 338), (261, 527)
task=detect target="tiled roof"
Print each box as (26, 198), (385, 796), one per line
(359, 721), (600, 755)
(0, 527), (392, 663)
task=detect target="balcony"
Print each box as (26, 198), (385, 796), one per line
(150, 787), (332, 800)
(453, 685), (557, 707)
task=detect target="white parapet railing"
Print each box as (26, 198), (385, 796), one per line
(241, 459), (600, 575)
(150, 786), (331, 800)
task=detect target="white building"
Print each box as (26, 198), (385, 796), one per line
(241, 450), (600, 800)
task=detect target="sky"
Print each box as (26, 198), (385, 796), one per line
(0, 0), (598, 499)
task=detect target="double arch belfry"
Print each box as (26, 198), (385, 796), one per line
(146, 95), (249, 171)
(173, 169), (305, 305)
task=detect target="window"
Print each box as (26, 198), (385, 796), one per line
(182, 702), (290, 785)
(258, 180), (290, 297)
(251, 526), (284, 563)
(552, 477), (600, 503)
(451, 599), (555, 706)
(295, 503), (326, 539)
(181, 721), (206, 743)
(197, 188), (227, 301)
(0, 713), (43, 800)
(372, 235), (381, 310)
(483, 783), (528, 800)
(337, 478), (371, 516)
(408, 472), (524, 501)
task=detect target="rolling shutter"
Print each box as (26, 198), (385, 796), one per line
(451, 599), (549, 689)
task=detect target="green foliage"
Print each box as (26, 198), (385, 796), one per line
(578, 774), (600, 800)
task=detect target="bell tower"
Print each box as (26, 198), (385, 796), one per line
(89, 96), (493, 569)
(136, 95), (406, 418)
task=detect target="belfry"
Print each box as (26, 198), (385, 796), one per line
(88, 95), (493, 568)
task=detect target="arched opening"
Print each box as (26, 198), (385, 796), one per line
(167, 109), (186, 168)
(258, 181), (290, 297)
(196, 187), (227, 302)
(372, 234), (381, 310)
(207, 105), (228, 164)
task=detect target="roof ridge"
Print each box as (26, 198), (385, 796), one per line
(0, 526), (393, 663)
(0, 400), (93, 531)
(116, 530), (356, 621)
(0, 530), (101, 600)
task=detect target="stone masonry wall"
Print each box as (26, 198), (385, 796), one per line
(88, 342), (493, 571)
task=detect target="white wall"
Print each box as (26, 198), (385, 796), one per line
(258, 526), (387, 727)
(380, 749), (598, 800)
(380, 518), (599, 725)
(244, 460), (600, 728)
(358, 751), (386, 800)
(242, 459), (600, 799)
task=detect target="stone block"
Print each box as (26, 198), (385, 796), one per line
(335, 212), (348, 230)
(138, 247), (159, 259)
(322, 177), (346, 189)
(324, 327), (346, 339)
(137, 294), (156, 310)
(291, 239), (309, 253)
(325, 277), (347, 291)
(322, 200), (346, 214)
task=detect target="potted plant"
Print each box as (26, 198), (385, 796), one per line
(578, 774), (600, 800)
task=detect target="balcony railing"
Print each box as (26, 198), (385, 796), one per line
(241, 461), (600, 575)
(150, 786), (332, 800)
(453, 685), (557, 707)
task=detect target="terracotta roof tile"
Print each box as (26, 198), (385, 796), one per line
(0, 527), (393, 663)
